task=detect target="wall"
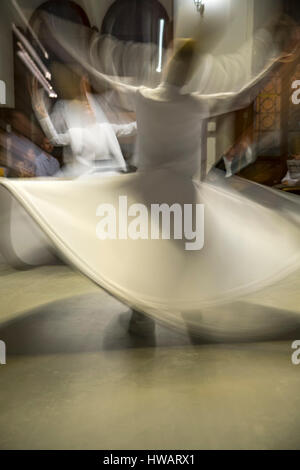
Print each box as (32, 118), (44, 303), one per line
(174, 0), (253, 55)
(253, 0), (282, 30)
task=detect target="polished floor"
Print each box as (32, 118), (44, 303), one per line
(1, 258), (300, 450)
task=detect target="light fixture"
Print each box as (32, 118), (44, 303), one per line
(156, 19), (165, 73)
(194, 0), (205, 16)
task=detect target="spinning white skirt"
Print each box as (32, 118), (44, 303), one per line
(0, 169), (300, 335)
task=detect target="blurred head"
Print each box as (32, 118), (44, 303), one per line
(164, 38), (197, 88)
(50, 61), (85, 100)
(42, 137), (54, 154)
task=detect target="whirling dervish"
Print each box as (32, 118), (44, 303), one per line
(1, 10), (300, 338)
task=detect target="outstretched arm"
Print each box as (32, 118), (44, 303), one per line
(191, 31), (295, 120)
(89, 33), (164, 89)
(31, 79), (70, 146)
(38, 115), (70, 147)
(112, 121), (137, 138)
(193, 25), (300, 119)
(195, 28), (275, 95)
(188, 15), (296, 96)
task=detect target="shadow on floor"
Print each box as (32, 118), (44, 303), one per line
(0, 293), (190, 355)
(1, 292), (300, 356)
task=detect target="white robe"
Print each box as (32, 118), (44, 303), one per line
(39, 95), (137, 174)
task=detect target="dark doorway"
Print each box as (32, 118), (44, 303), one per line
(101, 0), (171, 45)
(284, 0), (300, 23)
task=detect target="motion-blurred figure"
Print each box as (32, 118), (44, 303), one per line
(7, 134), (37, 178)
(282, 137), (300, 186)
(32, 73), (137, 177)
(0, 112), (44, 178)
(1, 14), (300, 339)
(35, 137), (60, 177)
(221, 134), (256, 178)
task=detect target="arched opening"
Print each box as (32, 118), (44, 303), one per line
(29, 0), (91, 63)
(101, 0), (171, 45)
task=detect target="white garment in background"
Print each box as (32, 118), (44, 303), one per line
(282, 171), (300, 186)
(39, 95), (137, 173)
